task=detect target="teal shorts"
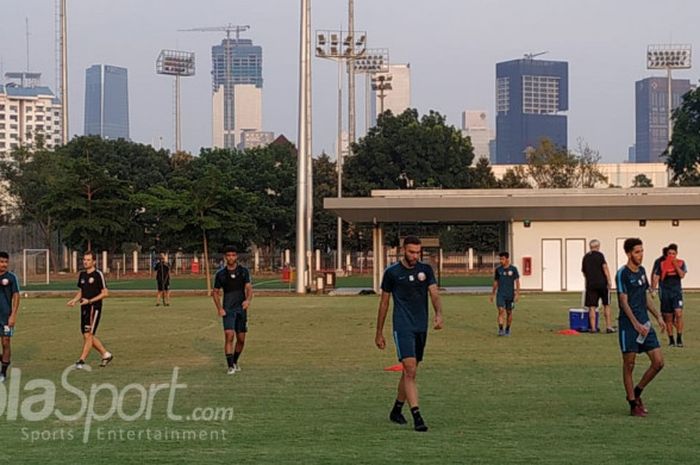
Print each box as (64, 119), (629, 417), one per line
(223, 308), (248, 333)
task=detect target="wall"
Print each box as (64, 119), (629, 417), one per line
(512, 219), (700, 290)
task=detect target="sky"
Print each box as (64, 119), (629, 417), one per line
(1, 0), (699, 162)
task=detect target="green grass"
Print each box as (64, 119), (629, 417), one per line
(2, 293), (699, 464)
(22, 273), (493, 291)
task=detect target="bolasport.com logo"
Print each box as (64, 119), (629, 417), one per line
(0, 366), (233, 444)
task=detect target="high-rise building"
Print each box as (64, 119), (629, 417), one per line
(462, 110), (494, 161)
(372, 63), (411, 124)
(634, 77), (691, 163)
(0, 74), (62, 154)
(84, 65), (129, 140)
(238, 130), (275, 150)
(495, 58), (568, 164)
(211, 38), (263, 148)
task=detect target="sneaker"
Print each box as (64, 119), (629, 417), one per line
(498, 329), (505, 337)
(75, 360), (86, 370)
(100, 353), (114, 368)
(233, 363), (241, 373)
(669, 341), (676, 347)
(606, 327), (617, 334)
(505, 329), (511, 336)
(631, 404), (647, 417)
(155, 303), (160, 307)
(389, 410), (408, 425)
(227, 367), (236, 375)
(413, 415), (429, 432)
(0, 374), (5, 383)
(635, 398), (649, 414)
(676, 342), (684, 348)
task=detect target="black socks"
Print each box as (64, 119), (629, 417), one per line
(225, 353), (234, 368)
(1, 360), (9, 376)
(233, 351), (242, 364)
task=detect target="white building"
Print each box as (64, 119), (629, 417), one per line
(373, 64), (411, 119)
(326, 188), (700, 292)
(0, 84), (62, 155)
(491, 163), (670, 188)
(212, 83), (262, 149)
(462, 110), (494, 160)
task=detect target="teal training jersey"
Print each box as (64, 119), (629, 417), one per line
(381, 261), (437, 333)
(495, 265), (520, 298)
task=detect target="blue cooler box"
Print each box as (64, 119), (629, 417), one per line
(569, 308), (599, 332)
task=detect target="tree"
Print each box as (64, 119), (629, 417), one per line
(0, 147), (64, 269)
(345, 109), (475, 195)
(499, 167), (531, 188)
(312, 153), (338, 253)
(665, 87), (700, 185)
(471, 157), (499, 188)
(632, 173), (654, 188)
(514, 138), (607, 188)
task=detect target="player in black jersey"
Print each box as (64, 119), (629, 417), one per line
(67, 251), (113, 369)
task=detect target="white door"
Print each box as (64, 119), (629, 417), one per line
(542, 239), (562, 291)
(565, 239), (585, 291)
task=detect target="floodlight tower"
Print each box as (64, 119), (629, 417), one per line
(316, 30), (367, 273)
(156, 50), (195, 152)
(59, 0), (68, 144)
(179, 24), (250, 149)
(353, 48), (389, 132)
(647, 44), (692, 142)
(372, 73), (393, 114)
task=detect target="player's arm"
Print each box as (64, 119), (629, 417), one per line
(8, 284), (20, 327)
(515, 278), (521, 302)
(67, 290), (82, 306)
(375, 291), (391, 349)
(211, 287), (225, 317)
(603, 263), (612, 290)
(428, 284), (444, 330)
(645, 291), (666, 333)
(490, 272), (499, 303)
(242, 282), (253, 310)
(85, 274), (109, 305)
(651, 264), (660, 293)
(672, 259), (687, 279)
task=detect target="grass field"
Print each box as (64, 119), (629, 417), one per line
(22, 273), (493, 291)
(1, 293), (699, 464)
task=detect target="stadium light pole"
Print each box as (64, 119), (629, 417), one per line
(59, 0), (68, 144)
(371, 73), (393, 114)
(296, 0), (311, 293)
(647, 44), (692, 145)
(353, 48), (390, 132)
(316, 30), (367, 273)
(156, 50), (195, 152)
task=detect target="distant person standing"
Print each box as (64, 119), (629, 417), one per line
(581, 240), (615, 333)
(654, 243), (687, 347)
(375, 236), (444, 432)
(0, 252), (20, 383)
(490, 252), (520, 336)
(212, 246), (253, 375)
(67, 251), (113, 369)
(154, 252), (171, 307)
(650, 247), (669, 296)
(616, 238), (665, 417)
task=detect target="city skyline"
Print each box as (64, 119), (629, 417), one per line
(84, 64), (130, 140)
(1, 0), (698, 160)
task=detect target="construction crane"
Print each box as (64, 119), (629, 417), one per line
(179, 24), (251, 149)
(524, 51), (549, 60)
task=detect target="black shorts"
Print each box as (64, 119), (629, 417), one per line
(585, 288), (609, 307)
(80, 304), (103, 335)
(393, 331), (427, 362)
(223, 308), (248, 333)
(659, 288), (683, 313)
(157, 279), (170, 291)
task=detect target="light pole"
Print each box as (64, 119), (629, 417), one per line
(316, 29), (367, 273)
(156, 50), (195, 152)
(647, 44), (692, 146)
(372, 73), (393, 114)
(59, 0), (68, 144)
(353, 48), (389, 132)
(296, 0), (311, 293)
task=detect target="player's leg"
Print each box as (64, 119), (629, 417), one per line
(164, 283), (171, 306)
(621, 352), (640, 415)
(232, 331), (246, 371)
(505, 304), (513, 335)
(674, 299), (684, 347)
(0, 336), (10, 381)
(156, 289), (162, 306)
(662, 312), (675, 346)
(633, 347), (664, 414)
(79, 333), (93, 365)
(600, 290), (613, 332)
(224, 328), (235, 374)
(497, 306), (506, 336)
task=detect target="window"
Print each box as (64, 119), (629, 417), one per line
(522, 75), (560, 114)
(496, 77), (510, 114)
